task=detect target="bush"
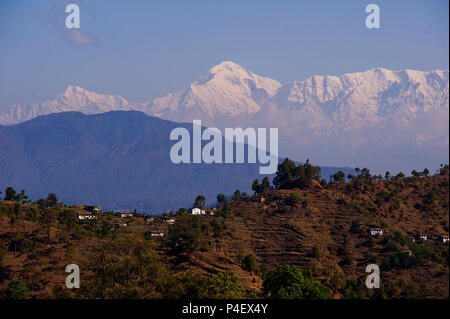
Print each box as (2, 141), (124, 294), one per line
(167, 215), (211, 253)
(163, 271), (246, 299)
(350, 220), (362, 234)
(383, 252), (417, 270)
(263, 264), (331, 299)
(242, 254), (258, 273)
(383, 240), (399, 252)
(367, 253), (378, 263)
(285, 192), (302, 206)
(342, 254), (354, 265)
(205, 272), (246, 298)
(273, 159), (321, 190)
(6, 279), (31, 299)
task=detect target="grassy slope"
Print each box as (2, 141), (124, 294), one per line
(0, 174), (448, 298)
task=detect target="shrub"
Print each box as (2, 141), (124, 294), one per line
(312, 245), (322, 258)
(263, 264), (331, 299)
(6, 279), (31, 299)
(285, 192), (302, 206)
(242, 254), (258, 273)
(383, 252), (417, 270)
(342, 254), (354, 265)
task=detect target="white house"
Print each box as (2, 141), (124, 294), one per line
(191, 208), (206, 215)
(417, 234), (428, 241)
(116, 211), (134, 218)
(439, 235), (448, 243)
(369, 228), (383, 236)
(164, 217), (176, 224)
(150, 231), (165, 237)
(77, 211), (97, 220)
(146, 217), (155, 222)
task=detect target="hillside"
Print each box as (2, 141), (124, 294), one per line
(0, 170), (448, 299)
(0, 111), (353, 212)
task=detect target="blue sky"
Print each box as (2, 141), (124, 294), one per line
(0, 0), (448, 110)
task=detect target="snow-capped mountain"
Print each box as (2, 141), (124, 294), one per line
(2, 63), (447, 128)
(0, 86), (137, 125)
(273, 68), (449, 130)
(0, 61), (447, 172)
(144, 61), (281, 121)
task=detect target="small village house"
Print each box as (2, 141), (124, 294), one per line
(417, 234), (428, 241)
(191, 208), (206, 215)
(150, 231), (165, 237)
(163, 217), (176, 224)
(116, 211), (134, 218)
(369, 228), (383, 236)
(76, 211), (97, 220)
(440, 235), (449, 243)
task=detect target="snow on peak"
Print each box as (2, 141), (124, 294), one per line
(0, 86), (133, 125)
(64, 85), (87, 95)
(57, 85), (129, 107)
(209, 61), (246, 74)
(1, 65), (447, 128)
(148, 61), (281, 118)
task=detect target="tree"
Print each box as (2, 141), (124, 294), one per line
(422, 168), (430, 177)
(204, 272), (246, 298)
(252, 179), (260, 194)
(331, 171), (346, 184)
(16, 189), (30, 203)
(46, 193), (58, 207)
(168, 215), (211, 253)
(395, 172), (406, 180)
(411, 170), (425, 178)
(273, 158), (297, 189)
(216, 194), (227, 206)
(260, 176), (271, 191)
(231, 189), (241, 201)
(439, 164), (449, 175)
(6, 279), (31, 299)
(297, 159), (321, 188)
(263, 264), (331, 299)
(4, 187), (17, 201)
(385, 171), (391, 180)
(252, 177), (271, 194)
(78, 236), (170, 298)
(273, 158), (321, 190)
(285, 192), (301, 206)
(194, 195), (206, 208)
(39, 209), (57, 242)
(164, 271), (245, 299)
(242, 254), (258, 273)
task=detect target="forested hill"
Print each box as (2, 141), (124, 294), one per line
(0, 111), (352, 212)
(0, 167), (448, 299)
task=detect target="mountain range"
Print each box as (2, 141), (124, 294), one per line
(1, 61), (448, 172)
(0, 111), (352, 212)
